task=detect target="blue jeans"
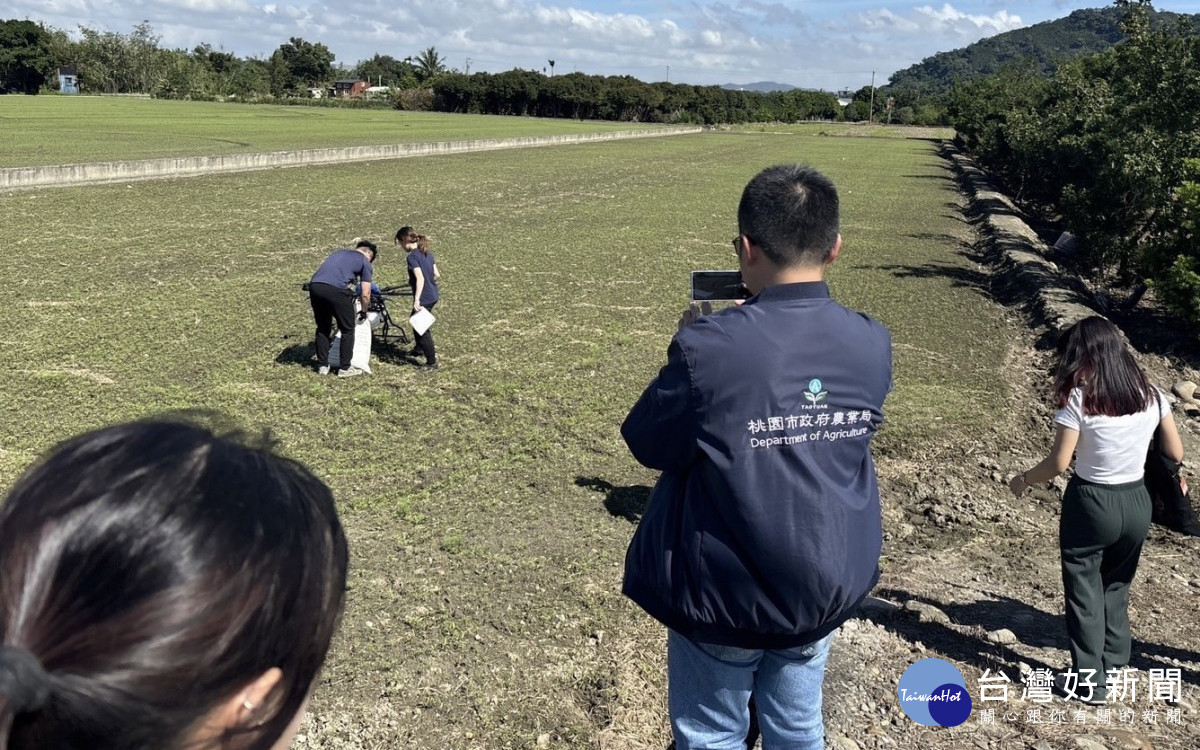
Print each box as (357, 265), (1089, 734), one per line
(668, 630), (836, 750)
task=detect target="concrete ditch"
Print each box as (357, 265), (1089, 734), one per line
(0, 126), (703, 191)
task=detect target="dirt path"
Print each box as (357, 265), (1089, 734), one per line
(819, 173), (1200, 750)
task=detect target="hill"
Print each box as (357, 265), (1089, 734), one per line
(887, 5), (1200, 94)
(720, 81), (797, 92)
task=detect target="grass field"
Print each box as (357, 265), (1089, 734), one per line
(0, 96), (658, 167)
(0, 128), (1010, 748)
(732, 121), (955, 140)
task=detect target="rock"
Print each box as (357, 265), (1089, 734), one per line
(1173, 381), (1197, 402)
(902, 600), (951, 625)
(1072, 738), (1108, 750)
(861, 597), (900, 616)
(830, 735), (861, 750)
(986, 628), (1018, 645)
(1108, 729), (1154, 750)
(536, 734), (551, 748)
(1032, 741), (1053, 750)
(1172, 573), (1187, 583)
(1186, 403), (1200, 419)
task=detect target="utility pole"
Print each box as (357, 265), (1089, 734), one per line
(465, 57), (472, 75)
(868, 70), (875, 124)
(666, 65), (670, 83)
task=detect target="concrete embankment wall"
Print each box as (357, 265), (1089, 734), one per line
(0, 126), (703, 191)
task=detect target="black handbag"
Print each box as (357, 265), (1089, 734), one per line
(1145, 429), (1200, 536)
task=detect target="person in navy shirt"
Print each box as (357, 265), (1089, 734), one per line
(309, 240), (376, 377)
(621, 165), (892, 750)
(403, 232), (441, 370)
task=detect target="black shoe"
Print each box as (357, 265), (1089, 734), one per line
(420, 362), (439, 371)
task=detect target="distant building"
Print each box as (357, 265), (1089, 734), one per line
(56, 67), (79, 94)
(333, 80), (368, 98)
(364, 85), (392, 99)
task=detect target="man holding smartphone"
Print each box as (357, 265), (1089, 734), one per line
(621, 165), (892, 749)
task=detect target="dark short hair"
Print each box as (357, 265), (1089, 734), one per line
(737, 165), (840, 267)
(0, 418), (349, 750)
(394, 226), (415, 245)
(356, 239), (378, 262)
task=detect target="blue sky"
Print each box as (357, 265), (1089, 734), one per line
(9, 1), (1200, 89)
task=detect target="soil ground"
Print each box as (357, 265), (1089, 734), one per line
(3, 124), (1198, 750)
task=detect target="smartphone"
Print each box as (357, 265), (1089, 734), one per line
(691, 270), (748, 301)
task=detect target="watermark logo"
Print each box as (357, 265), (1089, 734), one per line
(804, 378), (827, 405)
(898, 658), (973, 727)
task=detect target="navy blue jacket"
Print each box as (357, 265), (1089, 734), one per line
(621, 281), (891, 649)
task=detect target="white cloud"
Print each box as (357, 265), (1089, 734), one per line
(912, 4), (1024, 34)
(5, 0), (1047, 89)
(856, 8), (920, 32)
(156, 0), (256, 12)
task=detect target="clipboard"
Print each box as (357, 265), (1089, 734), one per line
(409, 308), (435, 335)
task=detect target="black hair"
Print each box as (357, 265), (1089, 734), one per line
(1053, 316), (1154, 416)
(737, 165), (840, 267)
(356, 239), (378, 262)
(0, 418), (349, 750)
(394, 226), (416, 245)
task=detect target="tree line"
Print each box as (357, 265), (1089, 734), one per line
(0, 20), (448, 99)
(0, 18), (960, 126)
(949, 0), (1200, 323)
(428, 71), (844, 124)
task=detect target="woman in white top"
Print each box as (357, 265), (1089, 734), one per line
(1010, 316), (1183, 704)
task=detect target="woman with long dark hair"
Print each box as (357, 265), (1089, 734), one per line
(0, 418), (349, 750)
(1010, 316), (1183, 704)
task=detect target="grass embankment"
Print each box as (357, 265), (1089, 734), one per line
(0, 131), (1005, 748)
(0, 96), (660, 167)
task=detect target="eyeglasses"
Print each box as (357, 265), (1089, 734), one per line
(731, 236), (742, 257)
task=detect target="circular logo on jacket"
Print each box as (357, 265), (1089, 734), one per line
(808, 378), (823, 395)
(897, 658), (972, 727)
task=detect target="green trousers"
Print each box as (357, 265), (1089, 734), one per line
(1060, 475), (1151, 693)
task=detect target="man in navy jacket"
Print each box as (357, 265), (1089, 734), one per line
(621, 165), (892, 749)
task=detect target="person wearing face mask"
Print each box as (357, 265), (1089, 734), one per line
(395, 226), (441, 371)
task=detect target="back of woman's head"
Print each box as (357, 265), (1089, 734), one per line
(394, 226), (415, 245)
(1054, 316), (1152, 416)
(417, 235), (429, 253)
(0, 419), (349, 750)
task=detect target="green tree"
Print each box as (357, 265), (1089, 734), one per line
(230, 58), (271, 99)
(354, 54), (417, 88)
(270, 37), (333, 95)
(0, 19), (53, 94)
(413, 46), (446, 82)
